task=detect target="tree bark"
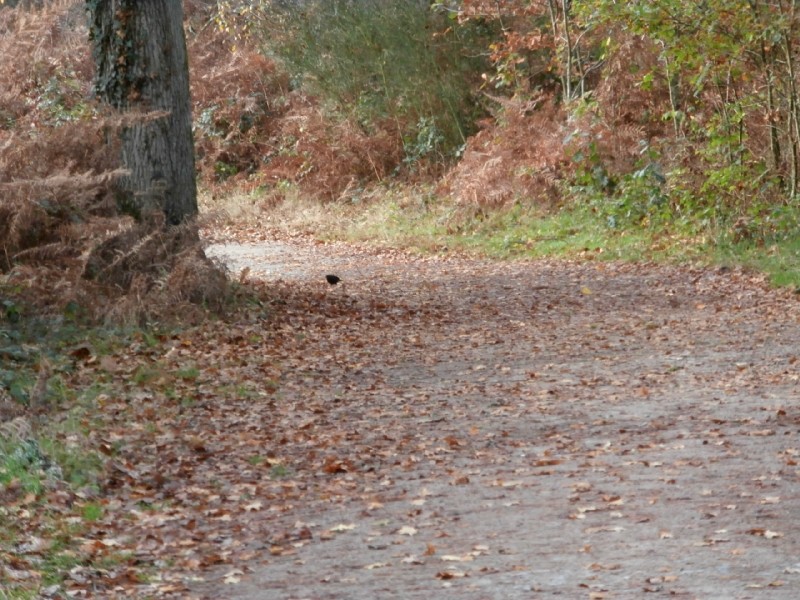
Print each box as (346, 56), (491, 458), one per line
(87, 0), (197, 225)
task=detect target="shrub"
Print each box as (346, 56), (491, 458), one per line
(262, 0), (489, 169)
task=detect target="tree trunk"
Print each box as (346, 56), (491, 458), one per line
(87, 0), (197, 225)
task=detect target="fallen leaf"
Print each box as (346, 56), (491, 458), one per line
(533, 458), (562, 467)
(747, 528), (783, 538)
(584, 526), (624, 534)
(441, 554), (473, 562)
(784, 567), (800, 574)
(436, 570), (467, 579)
(223, 569), (244, 584)
(749, 429), (776, 436)
(491, 479), (524, 488)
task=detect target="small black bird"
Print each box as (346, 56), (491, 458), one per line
(325, 274), (341, 285)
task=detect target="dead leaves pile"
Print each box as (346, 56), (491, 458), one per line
(3, 236), (800, 598)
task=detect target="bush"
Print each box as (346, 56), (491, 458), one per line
(263, 0), (488, 167)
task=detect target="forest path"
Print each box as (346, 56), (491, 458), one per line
(196, 237), (800, 599)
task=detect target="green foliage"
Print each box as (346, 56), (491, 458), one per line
(569, 139), (674, 230)
(2, 298), (22, 324)
(403, 116), (447, 166)
(263, 0), (488, 162)
(214, 160), (239, 182)
(0, 367), (34, 405)
(604, 162), (669, 229)
(576, 0), (800, 211)
(0, 427), (113, 596)
(35, 74), (89, 124)
(196, 104), (223, 138)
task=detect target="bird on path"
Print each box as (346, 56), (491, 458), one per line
(325, 274), (341, 286)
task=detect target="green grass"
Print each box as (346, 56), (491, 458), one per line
(270, 464), (291, 479)
(0, 435), (104, 499)
(0, 441), (107, 596)
(0, 315), (171, 598)
(715, 236), (800, 288)
(0, 443), (46, 495)
(80, 502), (104, 522)
(0, 589), (37, 600)
(132, 365), (161, 386)
(274, 186), (697, 262)
(224, 182), (800, 288)
(176, 365), (200, 381)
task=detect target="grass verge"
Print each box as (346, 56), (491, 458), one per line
(0, 317), (150, 597)
(209, 183), (800, 288)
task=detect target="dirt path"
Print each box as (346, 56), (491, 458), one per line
(197, 239), (800, 599)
